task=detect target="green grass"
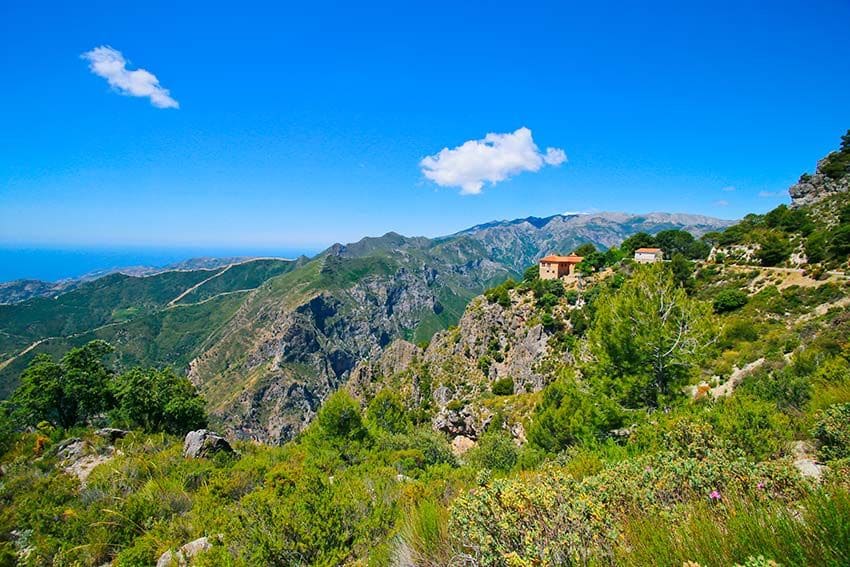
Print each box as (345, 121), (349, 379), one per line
(616, 487), (850, 566)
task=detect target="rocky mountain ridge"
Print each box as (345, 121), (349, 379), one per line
(1, 210), (731, 444)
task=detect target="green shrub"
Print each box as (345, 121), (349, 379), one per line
(465, 429), (518, 472)
(812, 403), (850, 461)
(491, 377), (514, 396)
(721, 318), (759, 344)
(528, 378), (622, 452)
(708, 395), (791, 460)
(714, 289), (749, 313)
(740, 366), (812, 413)
(366, 390), (411, 434)
(316, 390), (368, 442)
(805, 230), (829, 264)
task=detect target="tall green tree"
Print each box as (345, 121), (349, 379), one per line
(110, 367), (207, 434)
(620, 232), (656, 255)
(587, 264), (717, 407)
(756, 231), (792, 267)
(654, 229), (710, 260)
(669, 252), (695, 291)
(11, 340), (114, 428)
(572, 242), (598, 257)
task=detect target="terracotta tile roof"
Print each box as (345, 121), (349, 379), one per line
(635, 247), (662, 253)
(540, 254), (584, 263)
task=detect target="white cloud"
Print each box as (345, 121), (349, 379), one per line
(714, 199), (729, 207)
(419, 127), (566, 195)
(82, 46), (179, 109)
(758, 190), (784, 198)
(721, 185), (736, 192)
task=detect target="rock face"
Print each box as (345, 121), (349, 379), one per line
(451, 435), (476, 456)
(188, 238), (516, 444)
(354, 287), (577, 445)
(789, 158), (850, 207)
(182, 430), (234, 459)
(423, 291), (570, 399)
(347, 339), (422, 402)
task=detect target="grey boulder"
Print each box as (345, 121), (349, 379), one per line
(182, 430), (234, 459)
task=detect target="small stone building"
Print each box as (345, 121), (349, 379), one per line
(539, 255), (584, 280)
(634, 247), (663, 263)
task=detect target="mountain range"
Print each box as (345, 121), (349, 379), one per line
(0, 211), (732, 442)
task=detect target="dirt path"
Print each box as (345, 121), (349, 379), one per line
(165, 288), (254, 309)
(710, 357), (766, 398)
(167, 265), (233, 307)
(165, 257), (292, 307)
(795, 295), (850, 324)
(0, 257), (295, 371)
(0, 338), (50, 372)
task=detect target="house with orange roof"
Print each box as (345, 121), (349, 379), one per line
(538, 254), (584, 280)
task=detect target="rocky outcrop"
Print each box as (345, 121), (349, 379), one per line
(347, 339), (422, 403)
(95, 427), (129, 442)
(433, 405), (493, 439)
(789, 158), (850, 208)
(56, 438), (116, 486)
(156, 536), (219, 567)
(451, 435), (476, 455)
(792, 440), (825, 481)
(189, 249), (515, 444)
(183, 430), (234, 459)
(421, 291), (570, 398)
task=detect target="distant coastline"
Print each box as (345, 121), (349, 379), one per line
(0, 245), (322, 283)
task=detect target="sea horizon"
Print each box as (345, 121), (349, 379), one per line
(0, 245), (323, 283)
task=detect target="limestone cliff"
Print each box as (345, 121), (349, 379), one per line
(789, 157), (850, 208)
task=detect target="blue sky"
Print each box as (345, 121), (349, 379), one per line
(1, 0), (849, 250)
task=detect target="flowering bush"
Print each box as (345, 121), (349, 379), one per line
(448, 422), (806, 566)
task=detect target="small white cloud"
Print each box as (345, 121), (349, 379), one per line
(82, 46), (179, 109)
(714, 199), (729, 207)
(419, 127), (566, 195)
(758, 190), (784, 198)
(721, 185), (736, 192)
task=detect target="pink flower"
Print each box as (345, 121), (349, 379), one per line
(757, 482), (765, 490)
(709, 490), (721, 501)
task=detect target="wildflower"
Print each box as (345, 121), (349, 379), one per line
(757, 482), (765, 490)
(709, 490), (721, 501)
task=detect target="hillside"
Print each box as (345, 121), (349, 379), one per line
(2, 205), (849, 565)
(0, 259), (301, 398)
(0, 213), (726, 441)
(0, 256), (258, 306)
